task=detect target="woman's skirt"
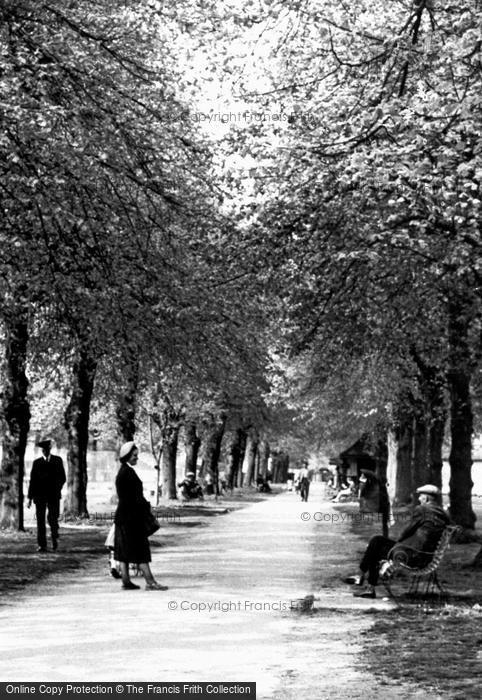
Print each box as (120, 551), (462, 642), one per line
(114, 520), (151, 564)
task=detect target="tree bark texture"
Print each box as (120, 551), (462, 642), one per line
(235, 429), (248, 488)
(225, 428), (246, 490)
(184, 421), (200, 476)
(271, 452), (289, 483)
(395, 408), (414, 505)
(447, 299), (476, 528)
(63, 348), (97, 519)
(161, 424), (179, 500)
(116, 356), (139, 442)
(200, 410), (227, 495)
(412, 408), (430, 501)
(258, 439), (270, 479)
(151, 400), (184, 501)
(386, 428), (398, 504)
(0, 313), (30, 529)
(244, 427), (259, 487)
(410, 350), (448, 495)
(426, 373), (447, 490)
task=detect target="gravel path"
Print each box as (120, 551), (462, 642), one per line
(0, 485), (442, 699)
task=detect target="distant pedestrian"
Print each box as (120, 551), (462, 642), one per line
(219, 470), (227, 494)
(297, 461), (311, 502)
(27, 438), (66, 552)
(204, 472), (215, 497)
(114, 441), (168, 591)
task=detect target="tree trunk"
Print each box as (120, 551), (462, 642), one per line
(428, 410), (445, 491)
(161, 425), (179, 501)
(271, 452), (280, 482)
(412, 408), (429, 500)
(244, 427), (259, 486)
(386, 427), (397, 503)
(279, 453), (290, 482)
(116, 356), (139, 442)
(254, 450), (260, 482)
(64, 348), (97, 519)
(225, 428), (246, 490)
(447, 299), (476, 528)
(0, 312), (31, 530)
(258, 440), (270, 479)
(235, 429), (248, 487)
(395, 411), (413, 504)
(200, 410), (227, 495)
(271, 451), (289, 482)
(150, 398), (184, 501)
(184, 421), (200, 476)
(427, 374), (447, 490)
(410, 350), (448, 497)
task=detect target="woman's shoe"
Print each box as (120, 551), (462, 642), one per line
(344, 575), (363, 585)
(122, 581), (140, 590)
(145, 582), (169, 591)
(353, 586), (376, 599)
(110, 568), (122, 579)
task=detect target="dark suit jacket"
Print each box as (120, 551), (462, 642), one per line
(398, 502), (451, 553)
(28, 455), (66, 502)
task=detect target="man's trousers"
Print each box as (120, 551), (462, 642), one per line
(35, 498), (60, 549)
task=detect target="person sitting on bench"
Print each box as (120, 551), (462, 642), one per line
(332, 476), (357, 502)
(346, 484), (451, 598)
(178, 472), (204, 501)
(256, 474), (272, 493)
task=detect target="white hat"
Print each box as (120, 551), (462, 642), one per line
(119, 441), (136, 460)
(416, 484), (440, 496)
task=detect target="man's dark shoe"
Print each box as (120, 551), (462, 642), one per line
(353, 587), (376, 599)
(110, 568), (122, 579)
(122, 581), (140, 590)
(37, 547), (47, 553)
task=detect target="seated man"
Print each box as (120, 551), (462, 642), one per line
(178, 472), (204, 501)
(347, 484), (451, 598)
(257, 476), (272, 493)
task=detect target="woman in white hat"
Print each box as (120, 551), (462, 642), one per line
(114, 441), (168, 591)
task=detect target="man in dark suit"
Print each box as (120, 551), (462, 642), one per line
(347, 484), (451, 598)
(28, 438), (66, 552)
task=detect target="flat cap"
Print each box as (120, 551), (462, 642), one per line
(416, 484), (440, 496)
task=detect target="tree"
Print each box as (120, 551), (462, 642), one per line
(242, 0), (482, 527)
(0, 0), (223, 522)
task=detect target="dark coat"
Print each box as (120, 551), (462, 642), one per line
(28, 455), (66, 502)
(359, 474), (389, 516)
(114, 463), (151, 564)
(398, 502), (451, 554)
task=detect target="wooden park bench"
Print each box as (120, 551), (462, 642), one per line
(379, 525), (462, 600)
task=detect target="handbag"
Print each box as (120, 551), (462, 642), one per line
(143, 502), (160, 537)
(104, 523), (116, 548)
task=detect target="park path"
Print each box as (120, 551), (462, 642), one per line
(0, 485), (439, 699)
